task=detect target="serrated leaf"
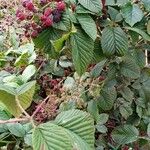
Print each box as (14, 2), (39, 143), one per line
(0, 81), (36, 117)
(97, 113), (109, 125)
(78, 0), (102, 13)
(142, 0), (150, 12)
(120, 87), (134, 101)
(71, 28), (94, 75)
(51, 32), (71, 52)
(119, 104), (133, 119)
(116, 0), (128, 5)
(126, 27), (150, 41)
(33, 123), (72, 150)
(96, 125), (107, 133)
(112, 125), (139, 145)
(106, 0), (115, 6)
(22, 65), (36, 83)
(55, 109), (95, 149)
(33, 109), (95, 150)
(90, 59), (107, 78)
(108, 6), (123, 22)
(120, 56), (140, 79)
(77, 14), (97, 40)
(24, 134), (32, 146)
(92, 38), (106, 63)
(33, 28), (63, 58)
(87, 100), (99, 121)
(101, 27), (128, 56)
(132, 49), (145, 68)
(7, 123), (26, 137)
(98, 86), (117, 110)
(122, 3), (144, 27)
(63, 77), (76, 91)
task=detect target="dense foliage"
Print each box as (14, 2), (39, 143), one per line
(1, 0), (150, 149)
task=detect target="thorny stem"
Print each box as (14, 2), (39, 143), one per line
(0, 118), (29, 124)
(0, 96), (50, 126)
(31, 95), (50, 118)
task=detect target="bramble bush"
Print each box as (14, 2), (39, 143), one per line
(1, 0), (150, 149)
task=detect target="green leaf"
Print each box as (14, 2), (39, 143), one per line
(125, 27), (150, 41)
(97, 113), (109, 125)
(51, 25), (77, 52)
(32, 109), (95, 150)
(119, 103), (133, 119)
(120, 56), (140, 79)
(55, 109), (95, 149)
(71, 28), (94, 75)
(17, 81), (36, 113)
(120, 87), (134, 101)
(77, 14), (97, 40)
(7, 123), (26, 137)
(98, 86), (117, 110)
(101, 27), (128, 56)
(76, 5), (96, 14)
(132, 49), (145, 68)
(87, 100), (99, 121)
(0, 81), (36, 117)
(78, 0), (102, 13)
(90, 59), (107, 78)
(24, 134), (32, 146)
(15, 52), (29, 67)
(122, 3), (144, 27)
(63, 77), (76, 91)
(142, 0), (150, 12)
(32, 123), (72, 150)
(92, 38), (106, 63)
(33, 28), (63, 58)
(108, 6), (123, 22)
(112, 125), (139, 145)
(22, 65), (36, 83)
(51, 32), (71, 52)
(116, 0), (128, 5)
(96, 125), (107, 133)
(106, 0), (115, 6)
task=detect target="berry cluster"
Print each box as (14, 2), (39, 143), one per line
(16, 0), (66, 38)
(37, 74), (62, 97)
(34, 96), (58, 123)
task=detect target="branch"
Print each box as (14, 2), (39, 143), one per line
(0, 118), (29, 124)
(15, 96), (30, 118)
(31, 95), (50, 118)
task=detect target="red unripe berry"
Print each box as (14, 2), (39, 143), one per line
(44, 17), (53, 27)
(57, 1), (66, 11)
(26, 2), (35, 11)
(22, 0), (31, 7)
(36, 26), (42, 33)
(44, 7), (52, 16)
(17, 12), (26, 21)
(25, 32), (30, 38)
(41, 15), (47, 21)
(31, 22), (37, 29)
(31, 30), (38, 38)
